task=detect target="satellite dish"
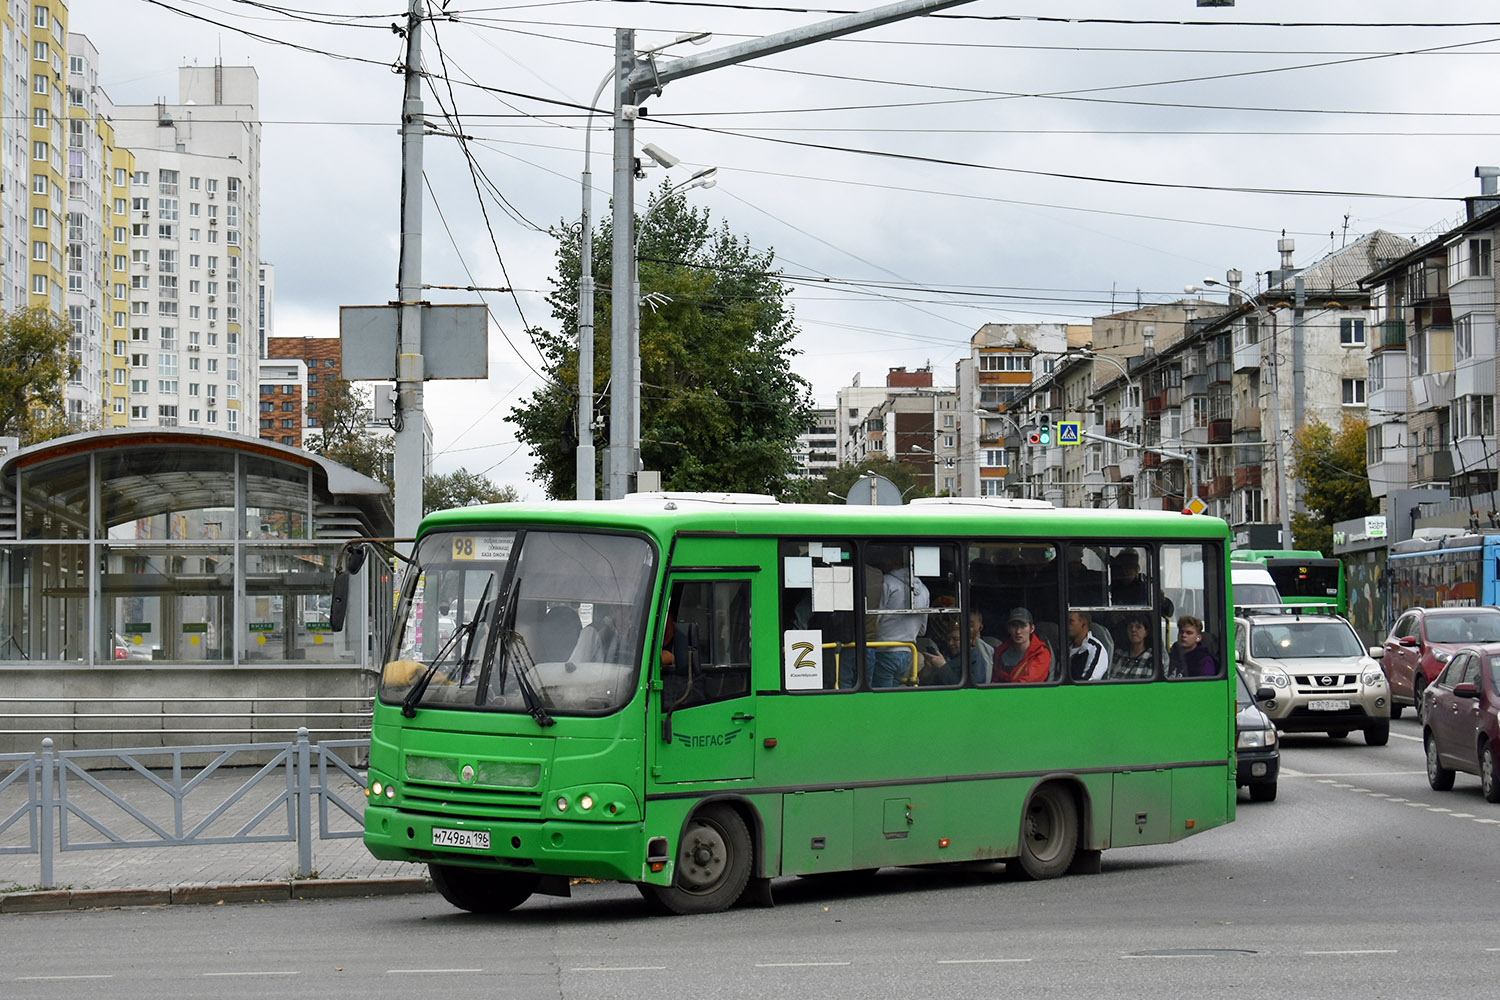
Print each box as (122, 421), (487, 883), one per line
(844, 473), (904, 506)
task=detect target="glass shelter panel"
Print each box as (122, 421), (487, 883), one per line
(102, 543), (234, 663)
(242, 544), (348, 662)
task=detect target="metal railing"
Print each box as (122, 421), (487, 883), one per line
(0, 696), (373, 738)
(0, 729), (369, 888)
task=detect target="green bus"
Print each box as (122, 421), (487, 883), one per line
(350, 495), (1236, 915)
(1233, 549), (1346, 616)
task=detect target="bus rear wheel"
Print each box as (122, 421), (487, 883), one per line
(641, 804), (752, 915)
(429, 864), (539, 914)
(1016, 784), (1078, 880)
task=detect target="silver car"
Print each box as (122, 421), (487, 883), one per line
(1234, 612), (1391, 746)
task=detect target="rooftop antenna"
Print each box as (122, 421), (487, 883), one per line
(1341, 213), (1350, 247)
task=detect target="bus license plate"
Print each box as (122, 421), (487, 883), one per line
(1308, 699), (1350, 711)
(432, 827), (490, 850)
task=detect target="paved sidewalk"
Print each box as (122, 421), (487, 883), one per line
(1, 762), (431, 914)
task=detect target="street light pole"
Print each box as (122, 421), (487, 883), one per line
(603, 0), (983, 499)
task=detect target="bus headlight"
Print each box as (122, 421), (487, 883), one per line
(579, 794), (594, 811)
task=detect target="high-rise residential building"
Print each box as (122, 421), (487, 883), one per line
(110, 64), (261, 435)
(3, 1), (71, 317)
(257, 261), (274, 357)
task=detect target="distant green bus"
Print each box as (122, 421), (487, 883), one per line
(1233, 549), (1346, 616)
(355, 495), (1237, 915)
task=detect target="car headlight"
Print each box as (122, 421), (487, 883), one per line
(1238, 728), (1277, 749)
(1433, 649), (1453, 664)
(1362, 668), (1386, 687)
(1260, 668), (1290, 689)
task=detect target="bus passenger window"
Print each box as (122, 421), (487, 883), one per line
(863, 542), (959, 689)
(1161, 543), (1223, 680)
(967, 542), (1059, 685)
(779, 540), (859, 690)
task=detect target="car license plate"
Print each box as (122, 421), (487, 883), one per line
(1308, 699), (1351, 711)
(432, 827), (489, 850)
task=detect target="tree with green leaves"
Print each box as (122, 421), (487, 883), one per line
(424, 468), (518, 515)
(307, 376), (393, 490)
(509, 180), (815, 499)
(0, 307), (76, 444)
(1290, 414), (1378, 554)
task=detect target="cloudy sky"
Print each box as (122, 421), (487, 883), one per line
(76, 1), (1500, 496)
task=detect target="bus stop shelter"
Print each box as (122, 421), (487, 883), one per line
(0, 429), (392, 751)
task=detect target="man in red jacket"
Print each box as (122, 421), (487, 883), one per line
(992, 607), (1052, 684)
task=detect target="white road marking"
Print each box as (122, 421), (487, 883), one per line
(16, 976), (113, 981)
(386, 968), (484, 974)
(1392, 731), (1422, 742)
(570, 966), (669, 972)
(1450, 813), (1476, 818)
(203, 971), (300, 977)
(755, 962), (851, 968)
(937, 958), (1033, 964)
(1304, 950), (1397, 956)
(1119, 954), (1214, 960)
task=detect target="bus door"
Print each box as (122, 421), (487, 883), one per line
(651, 576), (757, 784)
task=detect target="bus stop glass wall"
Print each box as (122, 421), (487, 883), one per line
(98, 448), (238, 540)
(0, 544), (89, 661)
(101, 543), (234, 663)
(243, 456), (311, 540)
(241, 544), (350, 663)
(19, 456), (90, 541)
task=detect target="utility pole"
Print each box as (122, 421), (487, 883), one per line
(394, 0), (426, 541)
(1289, 275), (1306, 535)
(603, 0), (982, 498)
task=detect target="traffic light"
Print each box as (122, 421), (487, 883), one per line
(1038, 414), (1052, 446)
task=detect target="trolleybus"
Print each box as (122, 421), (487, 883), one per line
(343, 494), (1237, 915)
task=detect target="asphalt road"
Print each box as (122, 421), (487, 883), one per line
(5, 714), (1498, 1000)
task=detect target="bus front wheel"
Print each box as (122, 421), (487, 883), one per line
(1016, 784), (1079, 880)
(641, 804), (752, 915)
(429, 864), (539, 914)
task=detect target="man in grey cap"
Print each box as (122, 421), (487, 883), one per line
(991, 606), (1052, 684)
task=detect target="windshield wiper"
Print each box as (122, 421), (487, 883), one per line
(401, 578), (493, 719)
(502, 631), (555, 728)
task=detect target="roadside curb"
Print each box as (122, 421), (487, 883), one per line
(1, 877), (431, 914)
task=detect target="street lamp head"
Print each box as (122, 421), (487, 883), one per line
(640, 143), (680, 169)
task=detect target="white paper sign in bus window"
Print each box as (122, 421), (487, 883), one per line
(783, 629), (823, 690)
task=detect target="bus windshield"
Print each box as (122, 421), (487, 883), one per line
(380, 530), (656, 716)
(1266, 562), (1340, 600)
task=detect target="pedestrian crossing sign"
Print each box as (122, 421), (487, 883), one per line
(1057, 420), (1082, 446)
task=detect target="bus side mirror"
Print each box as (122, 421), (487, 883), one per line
(329, 545), (368, 633)
(330, 571), (351, 633)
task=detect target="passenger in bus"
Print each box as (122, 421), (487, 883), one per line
(919, 609), (989, 686)
(991, 607), (1052, 684)
(1109, 550), (1150, 605)
(568, 604), (627, 664)
(1066, 610), (1110, 682)
(1167, 615), (1217, 677)
(870, 546), (929, 688)
(1110, 614), (1157, 680)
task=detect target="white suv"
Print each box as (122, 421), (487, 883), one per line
(1234, 612), (1391, 746)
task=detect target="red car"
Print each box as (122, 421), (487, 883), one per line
(1384, 607), (1500, 720)
(1422, 643), (1500, 802)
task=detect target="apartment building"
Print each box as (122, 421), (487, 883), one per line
(1362, 171), (1500, 500)
(791, 407), (837, 480)
(110, 64), (261, 435)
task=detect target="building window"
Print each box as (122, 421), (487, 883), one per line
(1455, 315), (1473, 363)
(1341, 378), (1366, 406)
(1339, 318), (1365, 347)
(1470, 238), (1492, 277)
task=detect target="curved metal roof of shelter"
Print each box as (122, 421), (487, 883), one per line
(0, 428), (392, 539)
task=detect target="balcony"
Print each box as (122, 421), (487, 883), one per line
(1208, 418), (1232, 444)
(1105, 419), (1121, 436)
(1413, 450), (1454, 484)
(1209, 360), (1233, 384)
(1375, 319), (1406, 350)
(1202, 475), (1232, 499)
(1144, 397), (1163, 418)
(1233, 338), (1260, 373)
(1143, 451), (1161, 469)
(1233, 406), (1261, 431)
(1234, 465), (1262, 489)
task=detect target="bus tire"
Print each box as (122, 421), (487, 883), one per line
(429, 864), (538, 914)
(641, 804), (752, 915)
(1016, 783), (1078, 880)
